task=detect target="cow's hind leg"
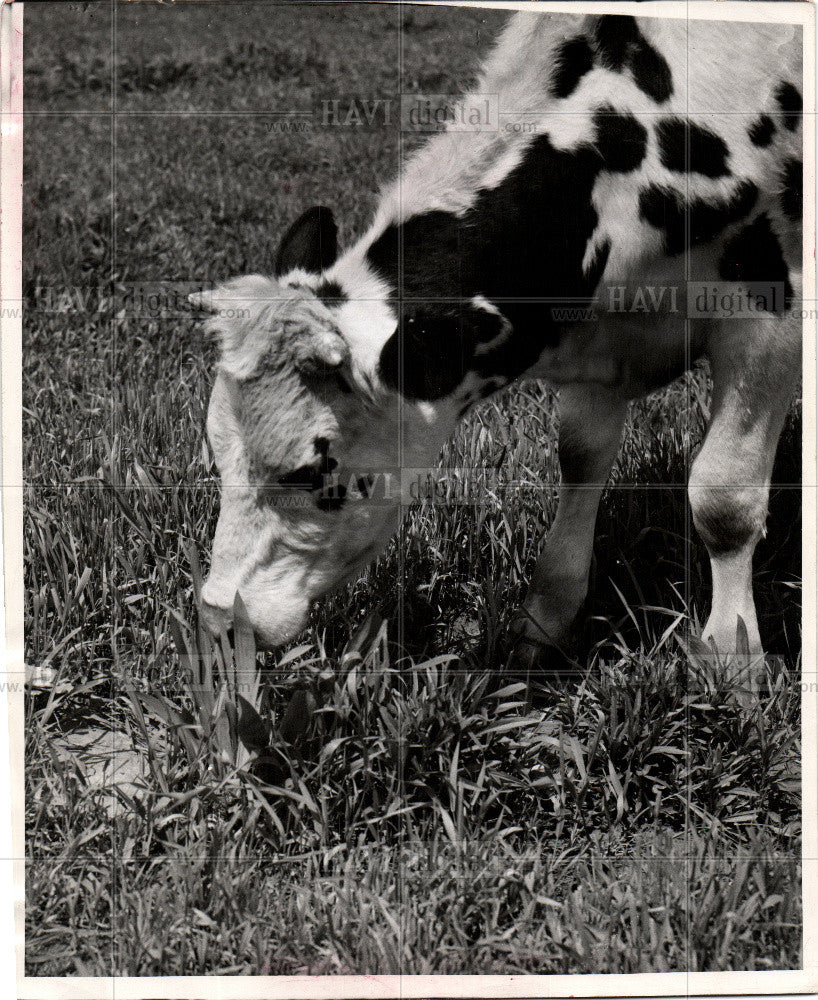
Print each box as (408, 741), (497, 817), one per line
(511, 384), (628, 669)
(688, 314), (800, 694)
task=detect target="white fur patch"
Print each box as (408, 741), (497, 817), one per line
(324, 245), (397, 379)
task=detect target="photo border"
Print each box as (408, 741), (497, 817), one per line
(4, 1), (815, 996)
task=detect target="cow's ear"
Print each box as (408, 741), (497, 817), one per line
(275, 206), (338, 277)
(189, 274), (277, 374)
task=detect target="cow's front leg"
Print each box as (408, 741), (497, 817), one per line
(688, 315), (800, 695)
(511, 384), (628, 664)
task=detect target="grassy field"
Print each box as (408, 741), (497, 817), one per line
(23, 2), (802, 977)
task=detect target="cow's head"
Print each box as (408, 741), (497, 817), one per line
(194, 207), (456, 648)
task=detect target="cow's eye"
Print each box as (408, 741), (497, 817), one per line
(305, 370), (354, 395)
(335, 371), (354, 395)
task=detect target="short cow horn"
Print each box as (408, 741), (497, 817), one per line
(288, 322), (349, 372)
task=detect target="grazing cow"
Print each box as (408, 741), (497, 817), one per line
(194, 12), (803, 681)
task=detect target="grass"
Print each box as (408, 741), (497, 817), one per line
(23, 1), (802, 977)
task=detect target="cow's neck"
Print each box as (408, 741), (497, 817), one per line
(328, 132), (610, 406)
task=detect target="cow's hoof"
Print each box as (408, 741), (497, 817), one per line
(684, 626), (765, 709)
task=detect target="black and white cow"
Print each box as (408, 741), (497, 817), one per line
(194, 12), (804, 679)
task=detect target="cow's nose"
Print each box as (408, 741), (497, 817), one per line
(200, 599), (232, 637)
